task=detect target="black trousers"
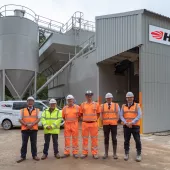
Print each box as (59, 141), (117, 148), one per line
(123, 126), (142, 154)
(21, 130), (38, 159)
(43, 134), (59, 156)
(103, 125), (117, 146)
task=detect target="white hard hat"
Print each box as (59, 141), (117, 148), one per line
(27, 96), (35, 101)
(105, 93), (113, 98)
(49, 99), (57, 104)
(66, 95), (74, 100)
(126, 92), (134, 98)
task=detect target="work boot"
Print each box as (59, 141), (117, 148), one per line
(16, 157), (26, 163)
(113, 145), (118, 159)
(80, 154), (87, 159)
(102, 145), (109, 159)
(93, 154), (99, 159)
(55, 153), (61, 159)
(124, 154), (129, 161)
(61, 154), (70, 159)
(136, 154), (142, 162)
(73, 154), (79, 159)
(41, 154), (47, 160)
(33, 156), (40, 161)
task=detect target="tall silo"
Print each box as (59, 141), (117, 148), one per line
(0, 7), (39, 100)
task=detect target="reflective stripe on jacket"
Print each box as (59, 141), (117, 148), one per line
(101, 103), (119, 125)
(21, 108), (39, 130)
(82, 102), (97, 122)
(41, 108), (62, 134)
(63, 105), (79, 122)
(122, 103), (140, 126)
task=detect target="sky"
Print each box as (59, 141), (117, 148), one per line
(0, 0), (169, 24)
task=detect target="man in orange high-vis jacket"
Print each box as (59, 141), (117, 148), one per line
(61, 94), (80, 159)
(80, 90), (100, 159)
(120, 92), (142, 162)
(17, 97), (40, 163)
(101, 93), (120, 159)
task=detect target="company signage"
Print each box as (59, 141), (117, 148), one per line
(149, 25), (170, 45)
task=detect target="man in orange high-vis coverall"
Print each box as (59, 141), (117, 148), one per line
(80, 90), (100, 159)
(61, 95), (80, 159)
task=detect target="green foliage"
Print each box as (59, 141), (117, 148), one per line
(36, 74), (48, 100)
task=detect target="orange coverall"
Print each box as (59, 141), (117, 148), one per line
(62, 104), (80, 155)
(80, 102), (100, 155)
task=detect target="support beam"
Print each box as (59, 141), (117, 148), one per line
(2, 69), (5, 101)
(35, 43), (90, 95)
(5, 73), (21, 100)
(34, 71), (37, 99)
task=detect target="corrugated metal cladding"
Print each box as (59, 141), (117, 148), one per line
(140, 12), (170, 133)
(96, 12), (142, 63)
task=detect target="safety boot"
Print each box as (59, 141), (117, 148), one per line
(73, 154), (79, 159)
(41, 154), (47, 160)
(136, 154), (142, 162)
(93, 154), (99, 159)
(61, 154), (70, 159)
(102, 145), (109, 159)
(80, 154), (87, 159)
(124, 154), (129, 161)
(16, 157), (26, 163)
(113, 145), (118, 159)
(55, 153), (61, 159)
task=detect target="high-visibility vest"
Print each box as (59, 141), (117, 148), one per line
(63, 105), (79, 122)
(101, 103), (119, 125)
(122, 103), (140, 126)
(41, 108), (62, 134)
(82, 102), (97, 122)
(21, 108), (39, 131)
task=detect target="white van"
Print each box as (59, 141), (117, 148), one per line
(0, 100), (64, 130)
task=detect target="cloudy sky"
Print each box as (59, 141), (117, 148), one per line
(0, 0), (169, 23)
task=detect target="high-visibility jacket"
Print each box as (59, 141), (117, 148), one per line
(62, 105), (80, 122)
(20, 108), (39, 131)
(101, 102), (119, 125)
(41, 108), (62, 134)
(80, 102), (100, 122)
(122, 103), (140, 126)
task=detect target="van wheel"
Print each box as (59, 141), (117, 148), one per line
(2, 119), (12, 130)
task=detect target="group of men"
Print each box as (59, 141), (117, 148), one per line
(17, 90), (142, 163)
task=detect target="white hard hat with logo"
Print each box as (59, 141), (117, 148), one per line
(27, 96), (35, 101)
(49, 99), (57, 104)
(66, 95), (74, 100)
(105, 93), (113, 98)
(126, 92), (134, 98)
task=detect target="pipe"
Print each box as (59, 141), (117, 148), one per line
(35, 43), (90, 95)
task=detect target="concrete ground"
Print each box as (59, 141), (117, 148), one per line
(0, 126), (170, 170)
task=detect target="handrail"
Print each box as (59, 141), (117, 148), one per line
(0, 5), (95, 33)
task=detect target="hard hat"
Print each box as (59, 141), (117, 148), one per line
(126, 92), (134, 98)
(105, 93), (113, 98)
(49, 99), (57, 104)
(85, 90), (93, 95)
(27, 96), (35, 101)
(66, 94), (74, 100)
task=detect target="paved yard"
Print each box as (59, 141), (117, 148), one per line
(0, 126), (170, 170)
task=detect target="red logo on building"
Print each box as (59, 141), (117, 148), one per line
(151, 31), (164, 40)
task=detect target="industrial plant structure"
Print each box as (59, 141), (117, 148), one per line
(0, 5), (170, 133)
